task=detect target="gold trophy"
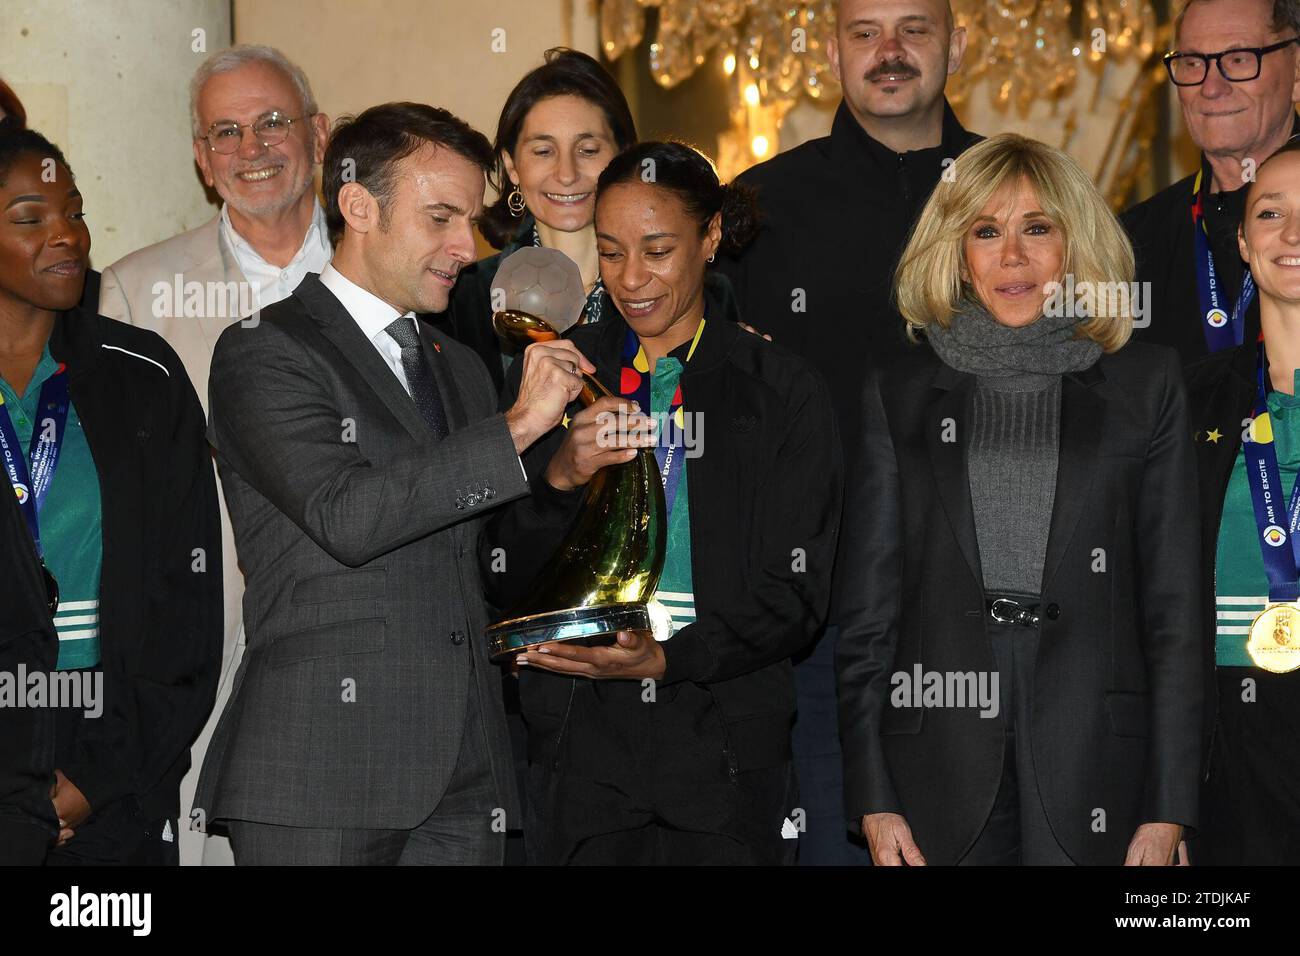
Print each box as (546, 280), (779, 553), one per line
(485, 248), (668, 659)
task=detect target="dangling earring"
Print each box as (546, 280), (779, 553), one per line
(707, 254), (716, 263)
(507, 187), (526, 217)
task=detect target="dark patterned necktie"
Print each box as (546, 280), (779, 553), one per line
(384, 316), (449, 440)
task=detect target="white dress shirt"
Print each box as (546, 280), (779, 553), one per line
(316, 263), (528, 478)
(318, 262), (416, 395)
(220, 199), (332, 312)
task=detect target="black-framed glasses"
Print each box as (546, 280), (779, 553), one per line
(1163, 37), (1299, 86)
(201, 111), (315, 153)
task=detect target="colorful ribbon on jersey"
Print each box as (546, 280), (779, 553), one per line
(617, 319), (706, 518)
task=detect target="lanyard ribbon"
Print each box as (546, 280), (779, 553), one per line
(0, 365), (71, 560)
(1243, 341), (1300, 601)
(617, 321), (705, 518)
(1192, 168), (1255, 352)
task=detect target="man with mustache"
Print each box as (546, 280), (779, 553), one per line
(1123, 0), (1300, 364)
(96, 45), (331, 865)
(715, 0), (980, 864)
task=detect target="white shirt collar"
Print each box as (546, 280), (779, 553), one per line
(219, 199), (329, 266)
(317, 262), (414, 341)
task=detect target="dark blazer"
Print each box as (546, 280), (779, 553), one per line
(1185, 344), (1255, 764)
(0, 439), (59, 861)
(196, 271), (529, 831)
(1184, 342), (1300, 862)
(484, 292), (843, 770)
(2, 308), (222, 832)
(835, 340), (1204, 865)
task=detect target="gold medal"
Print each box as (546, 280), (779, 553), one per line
(1247, 603), (1300, 673)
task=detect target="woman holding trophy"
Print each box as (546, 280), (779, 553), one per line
(485, 141), (843, 865)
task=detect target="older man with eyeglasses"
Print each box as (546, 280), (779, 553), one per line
(1123, 0), (1300, 364)
(97, 44), (332, 866)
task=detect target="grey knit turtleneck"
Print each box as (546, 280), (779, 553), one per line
(968, 375), (1061, 594)
(927, 298), (1101, 595)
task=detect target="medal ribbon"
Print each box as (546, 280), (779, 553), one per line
(1192, 168), (1255, 352)
(617, 320), (705, 518)
(1242, 340), (1300, 601)
(0, 364), (71, 560)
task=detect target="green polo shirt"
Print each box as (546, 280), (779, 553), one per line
(0, 344), (102, 669)
(1214, 375), (1300, 668)
(650, 354), (695, 636)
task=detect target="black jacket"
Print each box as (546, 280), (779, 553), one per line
(4, 308), (223, 825)
(717, 100), (982, 449)
(484, 287), (843, 770)
(1119, 114), (1300, 366)
(1185, 345), (1255, 762)
(1184, 342), (1300, 861)
(834, 340), (1204, 865)
(0, 461), (58, 859)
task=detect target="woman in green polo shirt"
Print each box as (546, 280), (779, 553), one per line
(0, 126), (221, 865)
(1188, 137), (1300, 864)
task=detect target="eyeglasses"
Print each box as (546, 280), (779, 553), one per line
(201, 111), (315, 154)
(1163, 37), (1299, 86)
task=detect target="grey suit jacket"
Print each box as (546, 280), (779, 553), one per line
(195, 271), (527, 830)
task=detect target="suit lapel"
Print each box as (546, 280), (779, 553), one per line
(189, 216), (248, 350)
(297, 274), (432, 444)
(926, 364), (984, 587)
(1040, 367), (1106, 592)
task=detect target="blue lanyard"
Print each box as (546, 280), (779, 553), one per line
(1243, 341), (1300, 601)
(0, 365), (71, 560)
(1192, 170), (1255, 352)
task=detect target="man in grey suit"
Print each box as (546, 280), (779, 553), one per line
(194, 102), (594, 864)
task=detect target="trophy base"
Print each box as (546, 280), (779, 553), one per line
(487, 603), (652, 660)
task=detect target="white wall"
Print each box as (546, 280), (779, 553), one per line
(2, 0), (232, 267)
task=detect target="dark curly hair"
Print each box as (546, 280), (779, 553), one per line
(479, 47), (637, 248)
(0, 125), (72, 186)
(596, 141), (760, 256)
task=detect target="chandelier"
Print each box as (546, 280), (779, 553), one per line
(600, 0), (1169, 198)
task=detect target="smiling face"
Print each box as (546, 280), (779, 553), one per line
(828, 0), (964, 124)
(192, 59), (328, 218)
(502, 94), (618, 233)
(1175, 0), (1300, 161)
(340, 142), (486, 315)
(960, 176), (1066, 328)
(1240, 148), (1300, 304)
(0, 153), (90, 313)
(595, 181), (720, 347)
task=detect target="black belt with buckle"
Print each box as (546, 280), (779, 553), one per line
(986, 596), (1060, 627)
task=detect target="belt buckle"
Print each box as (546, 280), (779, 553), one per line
(989, 598), (1021, 625)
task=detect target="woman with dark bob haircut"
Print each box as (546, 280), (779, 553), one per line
(440, 47), (636, 392)
(485, 141), (843, 865)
